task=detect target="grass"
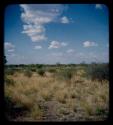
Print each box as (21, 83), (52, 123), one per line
(4, 64), (109, 121)
(24, 70), (32, 77)
(5, 77), (15, 85)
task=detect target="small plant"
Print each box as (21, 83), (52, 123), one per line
(30, 104), (43, 120)
(37, 69), (45, 76)
(24, 70), (32, 77)
(59, 107), (70, 115)
(95, 108), (108, 116)
(41, 92), (52, 101)
(55, 91), (67, 104)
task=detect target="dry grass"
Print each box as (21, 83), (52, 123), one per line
(5, 68), (109, 121)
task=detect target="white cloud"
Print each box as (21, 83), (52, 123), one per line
(95, 4), (103, 9)
(7, 49), (15, 52)
(61, 16), (70, 24)
(67, 49), (75, 53)
(48, 41), (67, 49)
(34, 45), (42, 49)
(5, 42), (15, 50)
(20, 4), (65, 42)
(83, 41), (98, 47)
(61, 42), (68, 46)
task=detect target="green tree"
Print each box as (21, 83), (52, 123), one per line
(4, 56), (7, 64)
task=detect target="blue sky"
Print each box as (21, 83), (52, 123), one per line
(4, 4), (109, 64)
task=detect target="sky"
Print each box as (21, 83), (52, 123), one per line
(4, 4), (109, 64)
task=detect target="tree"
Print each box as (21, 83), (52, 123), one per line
(4, 56), (7, 64)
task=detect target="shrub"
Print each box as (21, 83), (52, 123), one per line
(55, 91), (67, 104)
(95, 108), (108, 116)
(57, 68), (73, 81)
(36, 64), (43, 69)
(24, 70), (32, 77)
(37, 69), (45, 76)
(48, 68), (56, 73)
(31, 68), (36, 72)
(40, 91), (52, 101)
(86, 64), (109, 81)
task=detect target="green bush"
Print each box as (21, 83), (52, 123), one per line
(86, 64), (109, 81)
(36, 64), (43, 69)
(24, 70), (32, 77)
(31, 68), (36, 72)
(48, 68), (56, 73)
(57, 68), (73, 81)
(37, 69), (45, 76)
(95, 108), (108, 116)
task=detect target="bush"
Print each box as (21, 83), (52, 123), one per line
(37, 69), (45, 76)
(24, 70), (32, 77)
(31, 68), (36, 72)
(36, 64), (43, 69)
(95, 108), (108, 116)
(48, 68), (56, 73)
(57, 68), (73, 81)
(86, 64), (109, 81)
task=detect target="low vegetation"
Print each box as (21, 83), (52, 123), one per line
(5, 63), (109, 121)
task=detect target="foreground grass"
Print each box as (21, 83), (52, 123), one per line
(5, 67), (109, 121)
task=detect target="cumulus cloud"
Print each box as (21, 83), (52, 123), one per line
(83, 41), (98, 47)
(95, 4), (103, 9)
(66, 49), (75, 53)
(34, 45), (42, 49)
(20, 4), (65, 42)
(61, 42), (68, 46)
(5, 42), (15, 50)
(48, 41), (67, 49)
(7, 49), (15, 52)
(61, 16), (70, 23)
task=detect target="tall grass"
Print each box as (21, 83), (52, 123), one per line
(56, 68), (74, 82)
(4, 63), (109, 121)
(24, 70), (32, 77)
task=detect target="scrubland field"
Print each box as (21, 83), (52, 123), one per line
(4, 63), (109, 121)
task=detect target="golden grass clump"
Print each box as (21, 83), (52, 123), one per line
(5, 67), (109, 121)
